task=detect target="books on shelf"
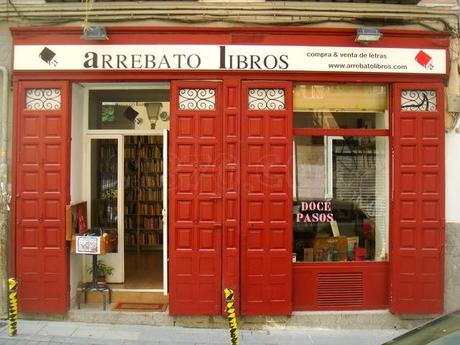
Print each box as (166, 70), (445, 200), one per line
(123, 135), (164, 252)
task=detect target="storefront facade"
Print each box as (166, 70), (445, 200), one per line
(10, 26), (447, 316)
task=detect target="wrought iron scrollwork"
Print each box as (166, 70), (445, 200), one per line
(248, 88), (285, 110)
(179, 89), (215, 110)
(401, 90), (436, 112)
(25, 88), (61, 110)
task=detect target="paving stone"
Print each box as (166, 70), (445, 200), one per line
(37, 323), (77, 337)
(100, 329), (140, 341)
(121, 341), (152, 345)
(70, 325), (110, 339)
(0, 319), (405, 345)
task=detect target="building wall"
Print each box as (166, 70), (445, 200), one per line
(445, 129), (460, 312)
(69, 84), (85, 306)
(0, 22), (12, 318)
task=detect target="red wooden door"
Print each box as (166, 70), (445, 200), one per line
(241, 82), (293, 315)
(169, 82), (223, 315)
(14, 81), (70, 313)
(391, 83), (445, 313)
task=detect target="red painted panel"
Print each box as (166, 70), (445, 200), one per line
(14, 81), (70, 313)
(241, 81), (293, 315)
(293, 262), (389, 311)
(11, 27), (449, 53)
(169, 81), (223, 315)
(390, 83), (445, 314)
(222, 77), (241, 314)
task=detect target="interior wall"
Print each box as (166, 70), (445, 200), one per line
(70, 83), (85, 305)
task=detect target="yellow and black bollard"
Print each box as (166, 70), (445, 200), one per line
(224, 288), (239, 345)
(8, 278), (18, 337)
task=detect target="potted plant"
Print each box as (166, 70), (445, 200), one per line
(87, 260), (114, 283)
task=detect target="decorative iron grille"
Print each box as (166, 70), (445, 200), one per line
(179, 88), (215, 110)
(248, 88), (285, 110)
(25, 88), (61, 110)
(401, 90), (436, 112)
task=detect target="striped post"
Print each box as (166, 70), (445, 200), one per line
(224, 288), (239, 345)
(8, 278), (18, 337)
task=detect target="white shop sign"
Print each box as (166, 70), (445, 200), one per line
(14, 44), (446, 74)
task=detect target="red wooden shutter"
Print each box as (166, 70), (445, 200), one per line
(222, 77), (241, 314)
(14, 81), (70, 313)
(391, 83), (445, 313)
(241, 82), (293, 315)
(169, 82), (223, 315)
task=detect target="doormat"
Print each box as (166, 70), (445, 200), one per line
(113, 302), (167, 312)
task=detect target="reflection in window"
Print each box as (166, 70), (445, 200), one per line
(293, 84), (388, 129)
(293, 136), (388, 262)
(88, 88), (170, 130)
(90, 139), (118, 253)
(293, 83), (389, 264)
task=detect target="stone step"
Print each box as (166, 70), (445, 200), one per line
(78, 289), (168, 304)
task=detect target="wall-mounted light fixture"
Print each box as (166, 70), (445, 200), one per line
(81, 26), (108, 40)
(145, 102), (163, 129)
(355, 28), (382, 44)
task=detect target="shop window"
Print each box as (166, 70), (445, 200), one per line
(179, 88), (215, 110)
(88, 88), (170, 130)
(25, 88), (61, 110)
(293, 84), (389, 263)
(400, 90), (437, 112)
(248, 88), (285, 110)
(293, 84), (387, 128)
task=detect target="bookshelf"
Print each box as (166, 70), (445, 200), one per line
(124, 136), (163, 252)
(92, 139), (118, 231)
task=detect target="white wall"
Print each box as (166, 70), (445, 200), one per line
(69, 83), (85, 305)
(446, 130), (460, 222)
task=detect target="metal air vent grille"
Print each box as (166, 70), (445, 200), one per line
(318, 272), (364, 307)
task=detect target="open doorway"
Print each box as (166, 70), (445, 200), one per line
(123, 135), (164, 289)
(77, 84), (169, 297)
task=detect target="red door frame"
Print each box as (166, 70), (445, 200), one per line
(292, 88), (391, 312)
(221, 77), (242, 314)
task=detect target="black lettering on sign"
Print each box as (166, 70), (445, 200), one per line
(84, 52), (98, 68)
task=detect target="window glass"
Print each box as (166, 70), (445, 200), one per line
(293, 84), (388, 129)
(88, 89), (170, 130)
(90, 138), (118, 253)
(293, 136), (389, 262)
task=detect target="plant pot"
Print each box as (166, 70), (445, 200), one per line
(96, 275), (107, 283)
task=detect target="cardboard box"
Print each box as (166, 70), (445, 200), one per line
(313, 236), (348, 261)
(71, 232), (117, 255)
(303, 248), (314, 262)
(347, 236), (359, 260)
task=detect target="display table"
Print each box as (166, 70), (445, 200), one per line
(76, 254), (112, 311)
(73, 229), (117, 311)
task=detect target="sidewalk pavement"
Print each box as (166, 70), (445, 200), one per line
(0, 319), (404, 345)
